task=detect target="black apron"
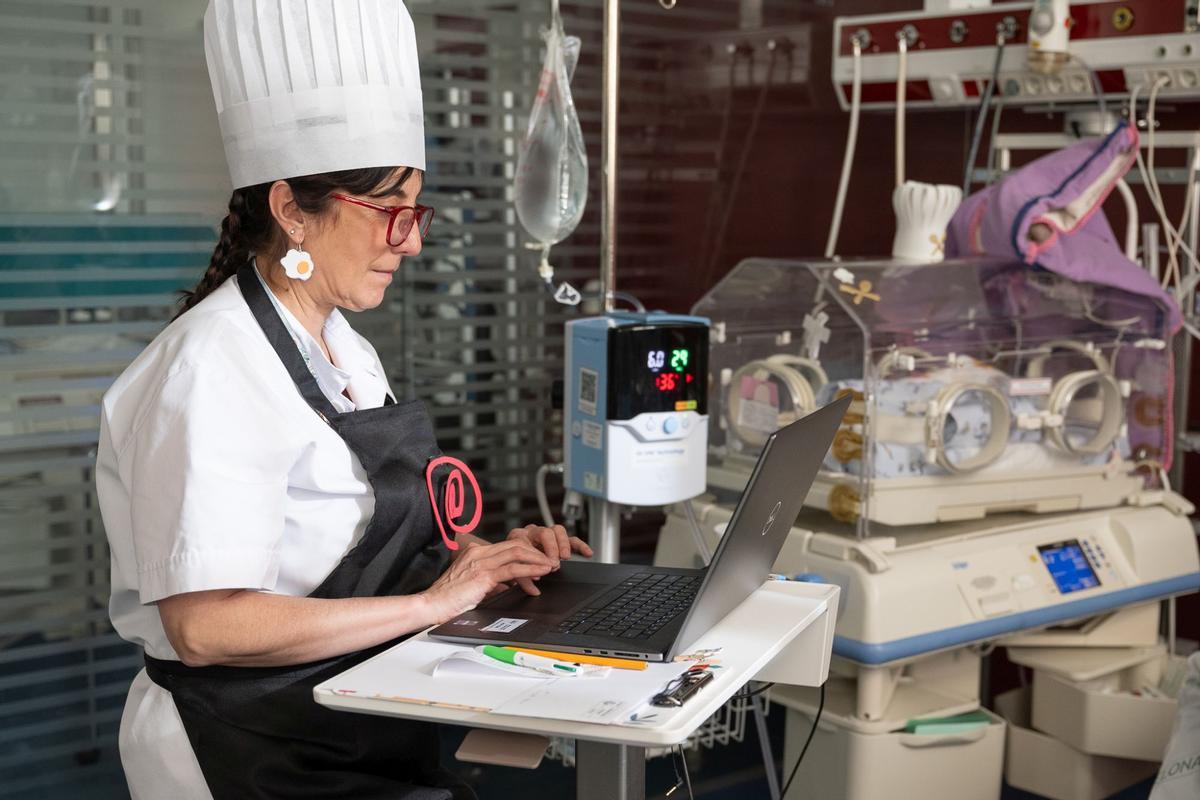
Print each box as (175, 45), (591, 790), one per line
(144, 265), (473, 800)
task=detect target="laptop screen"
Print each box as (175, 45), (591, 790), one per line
(666, 395), (849, 659)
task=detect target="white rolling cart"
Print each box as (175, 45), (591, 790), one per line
(314, 580), (839, 800)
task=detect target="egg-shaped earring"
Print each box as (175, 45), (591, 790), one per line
(281, 236), (314, 281)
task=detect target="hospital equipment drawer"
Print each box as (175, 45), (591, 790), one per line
(995, 687), (1157, 800)
(781, 705), (1004, 800)
(1031, 659), (1180, 762)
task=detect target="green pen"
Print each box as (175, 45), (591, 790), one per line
(478, 645), (579, 676)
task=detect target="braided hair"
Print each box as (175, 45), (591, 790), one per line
(174, 165), (418, 319)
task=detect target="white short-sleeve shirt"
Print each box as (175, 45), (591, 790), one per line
(98, 269), (394, 798)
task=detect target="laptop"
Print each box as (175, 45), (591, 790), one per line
(428, 394), (850, 661)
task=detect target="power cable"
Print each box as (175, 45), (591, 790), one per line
(824, 38), (862, 258)
(702, 41), (783, 287)
(780, 682), (825, 799)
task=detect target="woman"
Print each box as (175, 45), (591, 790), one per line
(96, 2), (591, 797)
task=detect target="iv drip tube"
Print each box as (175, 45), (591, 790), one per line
(1147, 77), (1181, 290)
(1132, 79), (1200, 297)
(825, 39), (862, 258)
(1113, 178), (1139, 262)
(1070, 52), (1108, 122)
(962, 34), (1005, 197)
(698, 49), (745, 275)
(535, 463), (563, 528)
(704, 41), (781, 285)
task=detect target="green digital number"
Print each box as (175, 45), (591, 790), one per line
(670, 348), (689, 372)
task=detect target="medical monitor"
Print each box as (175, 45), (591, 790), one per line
(1037, 539), (1101, 594)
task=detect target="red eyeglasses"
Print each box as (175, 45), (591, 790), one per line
(331, 192), (435, 246)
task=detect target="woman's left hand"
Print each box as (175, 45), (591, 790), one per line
(505, 524), (593, 594)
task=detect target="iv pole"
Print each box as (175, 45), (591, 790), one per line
(589, 0), (622, 564)
(580, 9), (782, 800)
(577, 8), (648, 795)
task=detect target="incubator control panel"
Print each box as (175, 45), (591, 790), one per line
(663, 494), (1199, 663)
(948, 524), (1130, 621)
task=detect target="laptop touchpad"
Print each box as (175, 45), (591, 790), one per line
(482, 578), (607, 615)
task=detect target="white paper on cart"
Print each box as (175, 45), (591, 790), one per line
(493, 660), (692, 724)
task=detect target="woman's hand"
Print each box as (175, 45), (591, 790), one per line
(505, 524), (593, 595)
(421, 540), (556, 624)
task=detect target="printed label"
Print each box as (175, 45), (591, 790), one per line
(581, 420), (603, 449)
(736, 399), (780, 435)
(582, 699), (624, 722)
(578, 368), (599, 416)
(633, 446), (686, 465)
(1009, 377), (1053, 397)
(480, 617), (528, 634)
(583, 472), (604, 493)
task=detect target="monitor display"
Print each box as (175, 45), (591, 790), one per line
(607, 323), (708, 419)
(1037, 539), (1101, 594)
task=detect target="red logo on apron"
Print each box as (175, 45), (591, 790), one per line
(424, 456), (482, 551)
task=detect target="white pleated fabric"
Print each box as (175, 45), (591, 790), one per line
(203, 0), (425, 188)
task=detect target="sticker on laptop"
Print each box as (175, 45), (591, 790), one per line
(480, 617), (528, 634)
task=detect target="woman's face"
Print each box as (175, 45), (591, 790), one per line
(303, 169), (424, 312)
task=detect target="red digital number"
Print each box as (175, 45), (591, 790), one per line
(655, 372), (678, 392)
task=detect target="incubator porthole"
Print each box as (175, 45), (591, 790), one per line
(725, 359), (820, 451)
(928, 383), (1011, 473)
(1046, 371), (1124, 455)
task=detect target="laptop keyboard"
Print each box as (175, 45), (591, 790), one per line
(554, 572), (701, 641)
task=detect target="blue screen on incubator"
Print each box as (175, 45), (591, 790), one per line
(1037, 540), (1100, 594)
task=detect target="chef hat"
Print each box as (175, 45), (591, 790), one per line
(203, 0), (425, 190)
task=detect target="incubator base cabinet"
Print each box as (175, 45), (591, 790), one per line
(996, 686), (1159, 800)
(779, 703), (1006, 800)
(1012, 643), (1183, 762)
(994, 641), (1177, 800)
(768, 641), (1170, 800)
(655, 497), (1198, 797)
(770, 650), (1006, 800)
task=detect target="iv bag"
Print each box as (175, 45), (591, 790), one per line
(514, 13), (587, 248)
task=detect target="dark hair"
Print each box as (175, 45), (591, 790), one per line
(174, 166), (417, 319)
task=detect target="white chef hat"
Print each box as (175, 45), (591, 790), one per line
(203, 0), (425, 190)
